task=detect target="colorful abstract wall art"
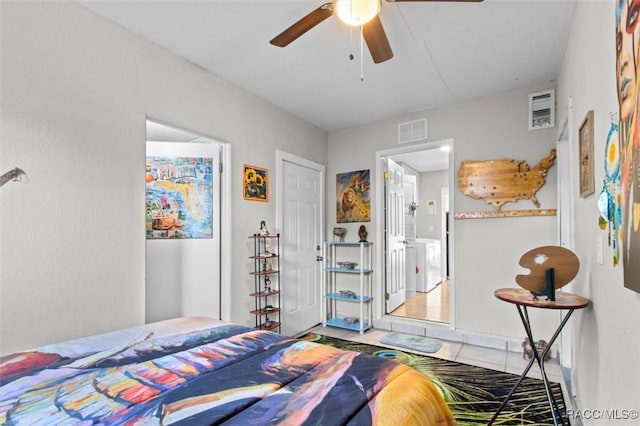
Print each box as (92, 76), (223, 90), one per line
(598, 122), (622, 266)
(615, 0), (640, 292)
(145, 156), (214, 239)
(336, 169), (371, 223)
(243, 164), (268, 202)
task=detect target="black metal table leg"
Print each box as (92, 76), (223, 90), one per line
(488, 306), (575, 426)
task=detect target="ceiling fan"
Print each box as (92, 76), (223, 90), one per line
(270, 0), (484, 64)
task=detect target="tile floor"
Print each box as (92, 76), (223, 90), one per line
(309, 325), (565, 385)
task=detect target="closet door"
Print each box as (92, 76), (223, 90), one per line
(278, 152), (325, 336)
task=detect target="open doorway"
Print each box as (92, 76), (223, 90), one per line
(145, 119), (231, 323)
(377, 140), (453, 325)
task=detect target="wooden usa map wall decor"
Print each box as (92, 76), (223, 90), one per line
(455, 149), (556, 219)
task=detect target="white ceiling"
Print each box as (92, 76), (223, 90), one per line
(393, 147), (449, 172)
(146, 120), (203, 143)
(79, 0), (575, 132)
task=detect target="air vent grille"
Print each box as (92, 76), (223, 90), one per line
(528, 89), (555, 130)
(398, 118), (427, 144)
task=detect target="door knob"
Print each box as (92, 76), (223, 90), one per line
(316, 256), (324, 261)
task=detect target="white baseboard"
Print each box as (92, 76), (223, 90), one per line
(374, 315), (557, 357)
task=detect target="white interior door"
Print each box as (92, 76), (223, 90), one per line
(386, 158), (406, 313)
(279, 153), (324, 336)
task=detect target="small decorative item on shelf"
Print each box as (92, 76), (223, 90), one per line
(337, 261), (357, 270)
(339, 289), (357, 298)
(358, 225), (368, 242)
(264, 276), (272, 292)
(343, 316), (359, 324)
(333, 227), (347, 242)
(259, 220), (270, 236)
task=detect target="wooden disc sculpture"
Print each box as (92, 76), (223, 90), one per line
(516, 246), (579, 295)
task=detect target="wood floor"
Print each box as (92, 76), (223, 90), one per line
(390, 280), (450, 323)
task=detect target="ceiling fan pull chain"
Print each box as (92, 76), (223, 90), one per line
(349, 25), (355, 61)
(360, 25), (365, 82)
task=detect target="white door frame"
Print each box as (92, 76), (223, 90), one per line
(556, 98), (576, 395)
(275, 150), (325, 334)
(374, 139), (455, 326)
(219, 142), (232, 322)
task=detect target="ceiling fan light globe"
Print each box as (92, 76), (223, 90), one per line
(334, 0), (381, 27)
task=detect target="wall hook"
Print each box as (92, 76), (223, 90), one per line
(0, 167), (26, 188)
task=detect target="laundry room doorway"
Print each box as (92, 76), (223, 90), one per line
(376, 140), (454, 325)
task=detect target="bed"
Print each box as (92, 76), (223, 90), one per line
(0, 317), (455, 425)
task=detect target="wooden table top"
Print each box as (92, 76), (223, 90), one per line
(494, 288), (590, 310)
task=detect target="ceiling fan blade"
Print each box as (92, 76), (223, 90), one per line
(362, 15), (393, 64)
(270, 3), (333, 47)
(386, 0), (483, 2)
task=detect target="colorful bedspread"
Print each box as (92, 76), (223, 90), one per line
(0, 318), (454, 425)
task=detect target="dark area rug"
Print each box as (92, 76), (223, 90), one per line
(301, 333), (567, 425)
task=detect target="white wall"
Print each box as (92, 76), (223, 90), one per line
(0, 1), (327, 354)
(417, 169), (448, 239)
(328, 85), (560, 340)
(556, 0), (640, 419)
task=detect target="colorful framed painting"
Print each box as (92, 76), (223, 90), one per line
(336, 169), (371, 223)
(243, 164), (268, 202)
(615, 0), (640, 292)
(579, 110), (595, 198)
(145, 155), (214, 239)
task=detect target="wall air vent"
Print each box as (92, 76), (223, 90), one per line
(398, 118), (427, 144)
(528, 89), (555, 130)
